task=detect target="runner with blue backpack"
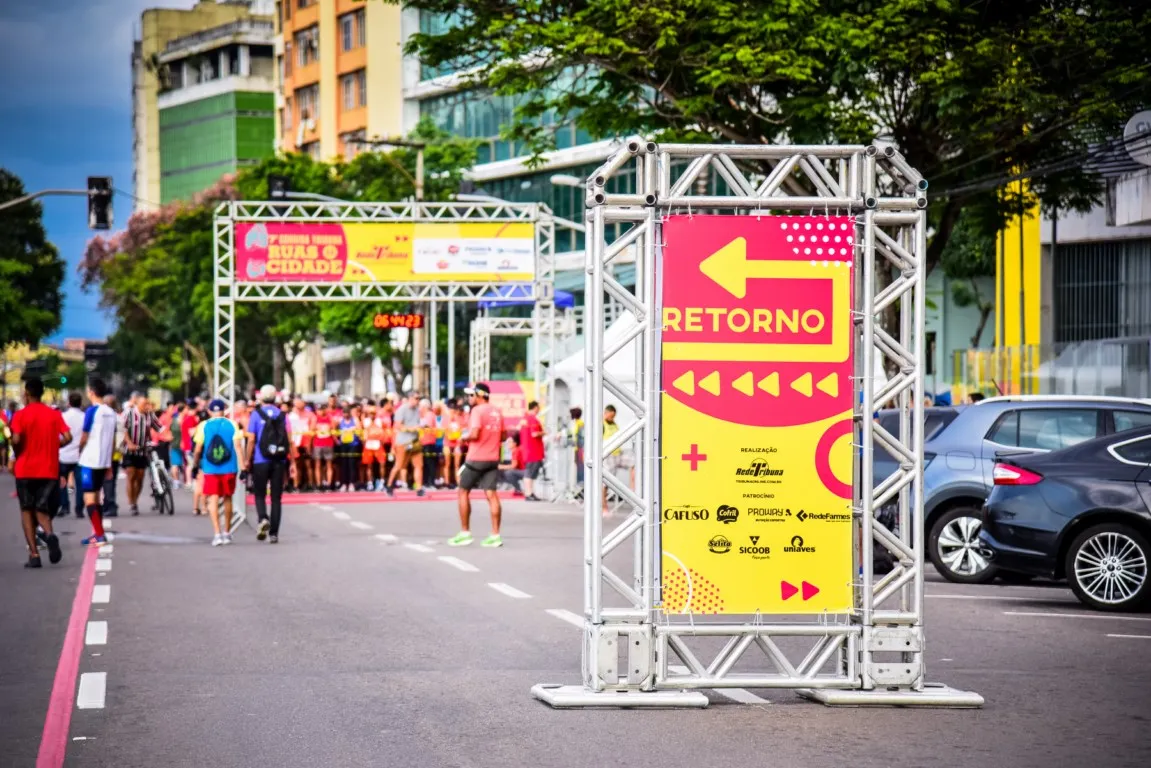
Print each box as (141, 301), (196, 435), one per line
(192, 399), (246, 547)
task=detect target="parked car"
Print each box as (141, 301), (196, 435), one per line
(980, 425), (1151, 611)
(873, 396), (1151, 583)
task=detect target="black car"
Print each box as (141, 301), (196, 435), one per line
(980, 425), (1151, 611)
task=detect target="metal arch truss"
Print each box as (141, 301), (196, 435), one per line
(532, 140), (983, 709)
(467, 311), (577, 384)
(212, 200), (556, 402)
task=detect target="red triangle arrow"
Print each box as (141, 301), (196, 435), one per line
(801, 581), (820, 601)
(781, 580), (798, 600)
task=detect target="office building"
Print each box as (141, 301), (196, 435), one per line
(133, 1), (274, 209)
(273, 0), (404, 159)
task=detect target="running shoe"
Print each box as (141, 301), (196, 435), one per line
(222, 533), (234, 545)
(46, 534), (62, 564)
(416, 488), (426, 497)
(269, 535), (278, 544)
(82, 535), (107, 547)
(24, 556), (42, 568)
(480, 534), (504, 548)
(447, 531), (474, 547)
(256, 519), (270, 541)
(211, 534), (224, 547)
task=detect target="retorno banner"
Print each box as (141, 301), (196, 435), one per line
(659, 215), (856, 615)
(234, 221), (535, 283)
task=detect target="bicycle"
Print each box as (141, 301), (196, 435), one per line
(146, 445), (175, 516)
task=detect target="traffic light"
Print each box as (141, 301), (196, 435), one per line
(87, 177), (113, 230)
(268, 174), (291, 200)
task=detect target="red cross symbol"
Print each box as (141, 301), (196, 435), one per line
(681, 444), (707, 471)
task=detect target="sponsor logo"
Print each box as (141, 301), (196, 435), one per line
(708, 534), (732, 554)
(747, 507), (792, 523)
(735, 458), (784, 482)
(662, 506), (710, 522)
(739, 447), (779, 454)
(448, 244), (460, 254)
(795, 509), (852, 523)
(716, 504), (739, 524)
(784, 535), (817, 553)
(738, 535), (772, 559)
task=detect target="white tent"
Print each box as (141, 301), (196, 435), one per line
(552, 314), (641, 427)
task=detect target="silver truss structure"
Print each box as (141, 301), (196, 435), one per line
(212, 201), (555, 402)
(468, 311), (577, 384)
(532, 140), (983, 708)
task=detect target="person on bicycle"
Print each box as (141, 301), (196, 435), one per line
(122, 396), (160, 516)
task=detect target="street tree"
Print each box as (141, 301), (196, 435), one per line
(402, 0), (1151, 269)
(0, 169), (65, 346)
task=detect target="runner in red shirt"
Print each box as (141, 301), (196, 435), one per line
(10, 377), (71, 567)
(449, 383), (506, 548)
(518, 400), (545, 501)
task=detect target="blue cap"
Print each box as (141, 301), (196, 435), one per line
(208, 398), (227, 413)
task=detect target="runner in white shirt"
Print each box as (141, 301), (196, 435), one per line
(287, 398), (314, 492)
(58, 393), (86, 518)
(78, 378), (117, 546)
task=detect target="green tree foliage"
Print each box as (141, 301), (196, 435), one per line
(403, 0), (1151, 267)
(939, 205), (998, 348)
(81, 123), (479, 394)
(0, 169), (64, 346)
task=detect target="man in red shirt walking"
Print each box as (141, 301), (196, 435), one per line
(10, 377), (72, 568)
(449, 383), (505, 548)
(518, 400), (545, 501)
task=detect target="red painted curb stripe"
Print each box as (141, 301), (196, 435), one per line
(37, 545), (98, 768)
(245, 491), (519, 506)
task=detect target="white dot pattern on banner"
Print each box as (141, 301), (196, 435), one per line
(780, 222), (788, 230)
(804, 248), (811, 254)
(787, 235), (794, 242)
(817, 222), (824, 230)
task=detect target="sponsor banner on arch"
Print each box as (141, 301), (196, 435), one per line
(234, 221), (535, 283)
(659, 215), (855, 615)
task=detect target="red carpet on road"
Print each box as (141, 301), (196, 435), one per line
(245, 489), (520, 506)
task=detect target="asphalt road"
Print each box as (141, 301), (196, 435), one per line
(2, 472), (1151, 768)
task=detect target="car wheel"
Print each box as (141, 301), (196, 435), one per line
(928, 506), (999, 584)
(1065, 523), (1151, 612)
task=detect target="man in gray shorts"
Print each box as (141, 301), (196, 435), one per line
(449, 383), (506, 548)
(386, 391), (425, 496)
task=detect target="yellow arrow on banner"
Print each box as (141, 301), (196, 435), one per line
(672, 370), (695, 396)
(791, 372), (813, 397)
(758, 372), (780, 396)
(699, 371), (721, 396)
(816, 372), (839, 398)
(732, 372), (754, 396)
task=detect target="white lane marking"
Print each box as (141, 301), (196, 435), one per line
(668, 665), (770, 705)
(1107, 633), (1151, 640)
(92, 585), (111, 604)
(488, 582), (531, 599)
(94, 559), (112, 572)
(1004, 610), (1151, 622)
(375, 534), (398, 543)
(404, 543), (434, 554)
(349, 521), (373, 530)
(98, 545), (113, 555)
(85, 621), (108, 646)
(437, 556), (479, 572)
(319, 505), (336, 512)
(545, 609), (584, 628)
(76, 673), (107, 709)
(332, 511), (351, 521)
(926, 593), (1059, 602)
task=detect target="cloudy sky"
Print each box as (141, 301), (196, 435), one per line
(0, 0), (202, 342)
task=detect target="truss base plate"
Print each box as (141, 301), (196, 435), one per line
(532, 684), (709, 709)
(797, 683), (984, 708)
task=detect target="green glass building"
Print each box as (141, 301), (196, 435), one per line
(155, 18), (276, 203)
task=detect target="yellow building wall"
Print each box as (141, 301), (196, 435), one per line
(136, 1), (254, 208)
(318, 0), (340, 159)
(366, 1), (404, 140)
(990, 179), (1043, 394)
